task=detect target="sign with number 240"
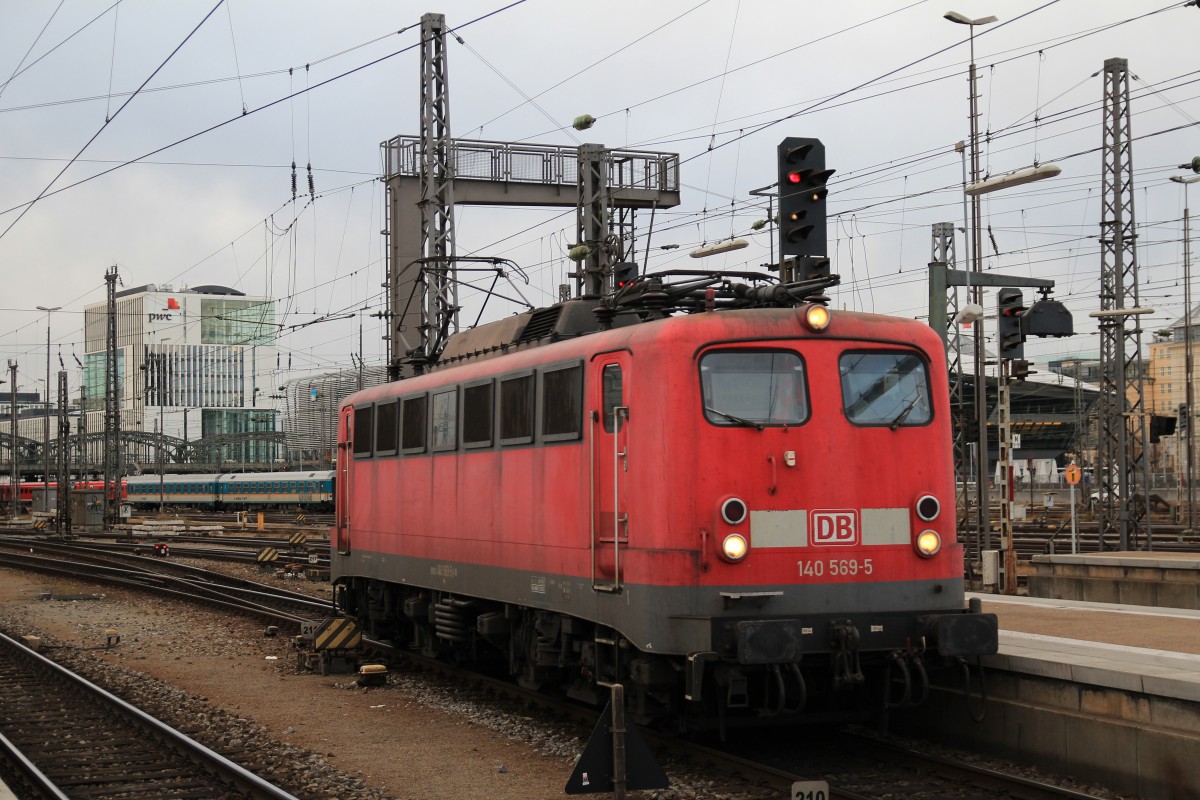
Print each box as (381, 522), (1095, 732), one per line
(792, 780), (829, 800)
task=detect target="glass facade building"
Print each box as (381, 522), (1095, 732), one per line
(82, 285), (278, 466)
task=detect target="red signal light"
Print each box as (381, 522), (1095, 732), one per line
(787, 171), (802, 184)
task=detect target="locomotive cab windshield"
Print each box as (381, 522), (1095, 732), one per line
(699, 350), (809, 428)
(839, 351), (932, 428)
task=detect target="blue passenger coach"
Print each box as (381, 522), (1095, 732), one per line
(124, 471), (335, 510)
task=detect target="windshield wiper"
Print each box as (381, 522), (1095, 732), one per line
(706, 406), (765, 431)
(888, 395), (922, 431)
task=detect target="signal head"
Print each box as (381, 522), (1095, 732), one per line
(777, 137), (830, 261)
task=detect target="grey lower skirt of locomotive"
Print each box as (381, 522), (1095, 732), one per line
(683, 598), (998, 726)
(123, 471), (336, 511)
(340, 578), (997, 731)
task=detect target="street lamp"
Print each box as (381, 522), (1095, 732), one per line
(1171, 173), (1200, 531)
(35, 305), (60, 514)
(945, 10), (997, 561)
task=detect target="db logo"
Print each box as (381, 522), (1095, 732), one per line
(810, 510), (859, 546)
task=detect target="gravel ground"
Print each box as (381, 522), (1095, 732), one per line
(0, 563), (778, 800)
(0, 556), (1142, 800)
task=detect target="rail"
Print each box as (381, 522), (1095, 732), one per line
(0, 630), (302, 799)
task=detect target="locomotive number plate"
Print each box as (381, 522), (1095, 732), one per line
(797, 558), (874, 578)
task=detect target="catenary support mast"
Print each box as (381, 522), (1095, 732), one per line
(1096, 57), (1150, 551)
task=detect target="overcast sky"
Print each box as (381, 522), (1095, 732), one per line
(1, 0), (1197, 399)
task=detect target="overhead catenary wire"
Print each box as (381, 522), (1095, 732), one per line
(104, 2), (119, 122)
(0, 0), (229, 243)
(0, 0), (68, 103)
(0, 1), (530, 222)
(6, 1), (1197, 380)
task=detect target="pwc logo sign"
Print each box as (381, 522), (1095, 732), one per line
(149, 297), (180, 324)
(810, 510), (860, 546)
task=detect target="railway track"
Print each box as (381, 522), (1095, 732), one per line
(0, 630), (301, 800)
(0, 529), (330, 570)
(360, 636), (1109, 799)
(0, 539), (333, 625)
(0, 538), (1113, 799)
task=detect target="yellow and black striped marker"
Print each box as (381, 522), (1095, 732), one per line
(32, 519), (47, 530)
(313, 617), (361, 651)
(288, 531), (306, 546)
(256, 547), (280, 563)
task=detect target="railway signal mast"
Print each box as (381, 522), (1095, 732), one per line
(995, 288), (1072, 592)
(777, 137), (834, 285)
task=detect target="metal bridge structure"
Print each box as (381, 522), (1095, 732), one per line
(1, 429), (289, 478)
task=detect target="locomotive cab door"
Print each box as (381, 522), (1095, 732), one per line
(334, 406), (352, 555)
(591, 353), (631, 592)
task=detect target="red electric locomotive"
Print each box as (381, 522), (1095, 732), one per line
(332, 290), (996, 730)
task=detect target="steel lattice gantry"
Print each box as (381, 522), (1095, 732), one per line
(416, 11), (457, 371)
(1097, 57), (1151, 551)
(381, 14), (681, 380)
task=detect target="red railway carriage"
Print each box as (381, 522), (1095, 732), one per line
(332, 300), (996, 729)
(0, 480), (122, 508)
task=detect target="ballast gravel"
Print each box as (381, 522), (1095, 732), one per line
(0, 564), (779, 800)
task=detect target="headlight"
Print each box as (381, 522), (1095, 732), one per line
(915, 529), (941, 558)
(916, 494), (940, 521)
(720, 533), (748, 562)
(721, 497), (748, 525)
(802, 304), (830, 331)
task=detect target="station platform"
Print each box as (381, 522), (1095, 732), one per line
(1027, 550), (1200, 609)
(895, 591), (1200, 799)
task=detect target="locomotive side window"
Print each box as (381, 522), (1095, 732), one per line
(462, 381), (494, 449)
(353, 405), (374, 457)
(699, 350), (809, 427)
(541, 364), (583, 441)
(432, 388), (457, 451)
(500, 372), (534, 445)
(375, 400), (398, 456)
(840, 351), (932, 428)
(402, 394), (428, 453)
(602, 364), (624, 433)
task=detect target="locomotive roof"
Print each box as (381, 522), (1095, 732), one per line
(437, 298), (641, 367)
(346, 304), (940, 410)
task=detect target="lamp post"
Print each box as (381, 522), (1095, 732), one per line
(1171, 173), (1200, 531)
(36, 305), (60, 514)
(945, 10), (997, 559)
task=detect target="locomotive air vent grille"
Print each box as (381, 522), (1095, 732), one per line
(517, 306), (564, 343)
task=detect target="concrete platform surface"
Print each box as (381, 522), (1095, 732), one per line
(904, 594), (1200, 797)
(1032, 551), (1200, 570)
(973, 591), (1200, 656)
(971, 593), (1200, 704)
